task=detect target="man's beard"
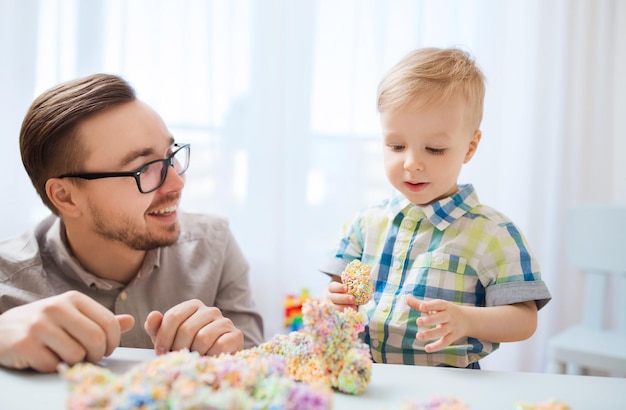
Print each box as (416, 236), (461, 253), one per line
(89, 202), (180, 251)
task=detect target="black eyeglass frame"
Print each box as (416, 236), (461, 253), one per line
(57, 143), (190, 194)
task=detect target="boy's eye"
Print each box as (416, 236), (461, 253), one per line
(426, 147), (445, 155)
(388, 144), (405, 151)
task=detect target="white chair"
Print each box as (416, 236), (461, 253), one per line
(547, 205), (626, 375)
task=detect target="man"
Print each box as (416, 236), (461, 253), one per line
(0, 74), (264, 372)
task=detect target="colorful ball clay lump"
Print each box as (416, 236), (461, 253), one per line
(340, 260), (374, 305)
(61, 299), (373, 409)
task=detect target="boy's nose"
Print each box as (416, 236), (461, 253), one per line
(404, 151), (424, 171)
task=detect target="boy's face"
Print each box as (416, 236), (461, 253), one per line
(380, 95), (480, 206)
(70, 100), (185, 250)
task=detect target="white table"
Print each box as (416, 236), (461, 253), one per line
(1, 347), (624, 409)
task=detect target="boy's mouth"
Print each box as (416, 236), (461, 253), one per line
(404, 181), (428, 191)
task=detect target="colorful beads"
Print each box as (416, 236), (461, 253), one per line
(241, 299), (372, 395)
(400, 397), (469, 410)
(341, 260), (374, 305)
(61, 299), (372, 408)
(515, 400), (571, 410)
(61, 350), (333, 410)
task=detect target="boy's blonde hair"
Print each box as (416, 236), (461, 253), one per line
(377, 47), (486, 130)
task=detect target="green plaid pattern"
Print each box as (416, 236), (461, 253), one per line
(323, 184), (551, 367)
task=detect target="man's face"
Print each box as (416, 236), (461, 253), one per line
(73, 100), (185, 250)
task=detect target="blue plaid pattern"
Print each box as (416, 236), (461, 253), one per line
(323, 184), (551, 367)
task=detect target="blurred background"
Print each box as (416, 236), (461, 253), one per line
(1, 0), (624, 373)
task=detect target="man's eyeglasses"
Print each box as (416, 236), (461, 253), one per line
(57, 143), (190, 194)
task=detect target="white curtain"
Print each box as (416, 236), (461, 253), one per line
(1, 0), (624, 373)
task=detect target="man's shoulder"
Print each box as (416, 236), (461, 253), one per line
(0, 220), (50, 281)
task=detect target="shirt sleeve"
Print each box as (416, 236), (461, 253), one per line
(478, 221), (552, 310)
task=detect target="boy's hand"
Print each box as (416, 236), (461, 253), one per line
(405, 294), (468, 353)
(327, 278), (357, 310)
(144, 299), (244, 356)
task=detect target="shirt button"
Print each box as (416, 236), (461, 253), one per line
(404, 220), (413, 228)
(371, 339), (380, 348)
(393, 261), (401, 269)
(120, 291), (128, 301)
(435, 255), (444, 265)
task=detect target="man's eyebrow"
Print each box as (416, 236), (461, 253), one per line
(118, 137), (175, 167)
(118, 147), (156, 168)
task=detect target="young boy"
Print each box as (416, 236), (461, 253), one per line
(320, 47), (551, 368)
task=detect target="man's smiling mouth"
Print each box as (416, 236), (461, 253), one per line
(148, 205), (177, 215)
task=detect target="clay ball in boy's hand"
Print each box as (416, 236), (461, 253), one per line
(340, 260), (374, 305)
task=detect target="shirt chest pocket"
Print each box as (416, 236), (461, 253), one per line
(403, 252), (481, 304)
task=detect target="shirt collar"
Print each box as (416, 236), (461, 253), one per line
(387, 184), (480, 230)
(45, 217), (160, 290)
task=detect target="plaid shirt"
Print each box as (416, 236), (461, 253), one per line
(320, 184), (551, 367)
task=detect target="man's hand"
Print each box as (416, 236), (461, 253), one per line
(0, 291), (135, 372)
(144, 299), (243, 356)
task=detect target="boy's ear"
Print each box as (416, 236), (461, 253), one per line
(463, 130), (482, 163)
(45, 178), (82, 218)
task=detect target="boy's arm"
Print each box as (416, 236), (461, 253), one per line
(406, 295), (537, 353)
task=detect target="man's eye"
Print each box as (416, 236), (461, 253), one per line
(388, 145), (405, 151)
(426, 147), (445, 155)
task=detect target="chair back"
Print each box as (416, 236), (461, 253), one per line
(567, 205), (626, 333)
